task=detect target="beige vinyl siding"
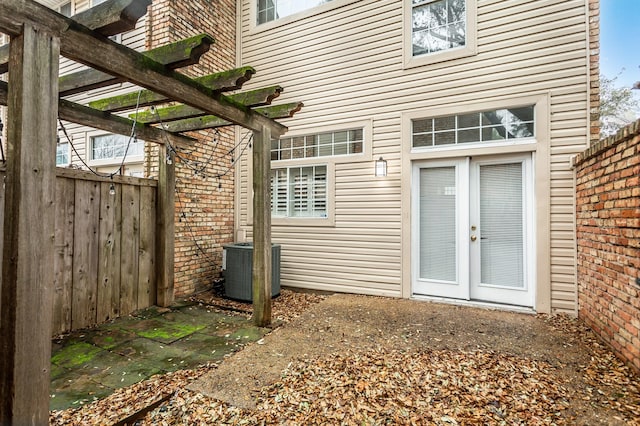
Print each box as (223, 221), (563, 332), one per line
(237, 0), (588, 313)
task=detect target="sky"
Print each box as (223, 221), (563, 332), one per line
(600, 0), (640, 88)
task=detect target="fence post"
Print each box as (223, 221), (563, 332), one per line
(0, 24), (59, 424)
(156, 143), (175, 306)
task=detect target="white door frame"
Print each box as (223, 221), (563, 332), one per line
(411, 153), (535, 307)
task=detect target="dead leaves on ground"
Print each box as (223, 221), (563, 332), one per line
(190, 288), (327, 324)
(256, 348), (569, 425)
(49, 366), (215, 426)
(49, 297), (640, 425)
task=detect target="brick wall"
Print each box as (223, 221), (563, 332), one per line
(574, 119), (640, 373)
(145, 0), (237, 296)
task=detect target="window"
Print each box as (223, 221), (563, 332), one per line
(271, 165), (327, 218)
(412, 0), (465, 56)
(271, 129), (363, 161)
(58, 1), (72, 17)
(412, 106), (535, 148)
(257, 0), (333, 25)
(404, 0), (476, 67)
(90, 133), (144, 162)
(56, 141), (70, 166)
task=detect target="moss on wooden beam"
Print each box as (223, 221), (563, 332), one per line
(141, 33), (214, 69)
(57, 98), (195, 146)
(88, 66), (256, 112)
(129, 85), (283, 124)
(0, 80), (193, 146)
(163, 102), (304, 133)
(195, 66), (256, 92)
(59, 34), (215, 96)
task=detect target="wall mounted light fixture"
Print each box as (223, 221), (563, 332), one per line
(375, 157), (387, 177)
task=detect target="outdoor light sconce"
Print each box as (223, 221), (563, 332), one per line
(375, 157), (387, 177)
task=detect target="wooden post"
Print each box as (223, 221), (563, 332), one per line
(156, 144), (175, 307)
(0, 24), (59, 424)
(252, 126), (272, 326)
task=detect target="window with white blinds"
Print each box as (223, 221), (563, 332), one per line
(271, 165), (327, 218)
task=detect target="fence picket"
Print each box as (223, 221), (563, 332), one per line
(120, 184), (140, 314)
(96, 181), (122, 323)
(72, 180), (100, 330)
(52, 177), (75, 334)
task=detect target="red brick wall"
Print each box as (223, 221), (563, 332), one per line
(145, 0), (237, 296)
(575, 119), (640, 373)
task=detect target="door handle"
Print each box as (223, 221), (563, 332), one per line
(470, 235), (477, 242)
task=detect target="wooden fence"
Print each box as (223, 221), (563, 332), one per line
(0, 168), (158, 335)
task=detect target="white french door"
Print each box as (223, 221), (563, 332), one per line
(412, 154), (534, 307)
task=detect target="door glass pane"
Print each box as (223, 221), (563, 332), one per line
(479, 163), (523, 288)
(419, 167), (456, 282)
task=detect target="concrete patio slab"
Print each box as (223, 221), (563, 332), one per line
(49, 303), (264, 411)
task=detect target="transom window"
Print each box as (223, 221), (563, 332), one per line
(271, 129), (363, 161)
(412, 106), (535, 148)
(271, 165), (327, 218)
(90, 133), (144, 161)
(257, 0), (334, 25)
(412, 0), (466, 56)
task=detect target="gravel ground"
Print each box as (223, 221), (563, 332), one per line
(50, 291), (640, 425)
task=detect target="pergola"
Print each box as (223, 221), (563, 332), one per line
(0, 0), (300, 422)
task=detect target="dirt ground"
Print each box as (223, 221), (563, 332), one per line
(51, 290), (640, 425)
(188, 293), (639, 424)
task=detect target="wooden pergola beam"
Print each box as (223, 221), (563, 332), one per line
(0, 0), (151, 74)
(0, 0), (288, 136)
(131, 85), (283, 124)
(69, 0), (151, 37)
(59, 33), (215, 96)
(0, 81), (194, 146)
(162, 102), (304, 133)
(88, 66), (256, 112)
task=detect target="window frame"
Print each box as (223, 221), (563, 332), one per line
(249, 0), (360, 33)
(411, 106), (536, 151)
(271, 128), (365, 162)
(402, 94), (548, 161)
(86, 130), (145, 167)
(58, 1), (73, 17)
(403, 0), (477, 69)
(247, 119), (372, 227)
(56, 140), (71, 167)
(271, 164), (329, 219)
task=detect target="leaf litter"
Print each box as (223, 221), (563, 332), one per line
(49, 291), (640, 425)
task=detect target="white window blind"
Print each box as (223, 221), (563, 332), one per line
(419, 166), (457, 282)
(479, 163), (524, 288)
(271, 165), (327, 218)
